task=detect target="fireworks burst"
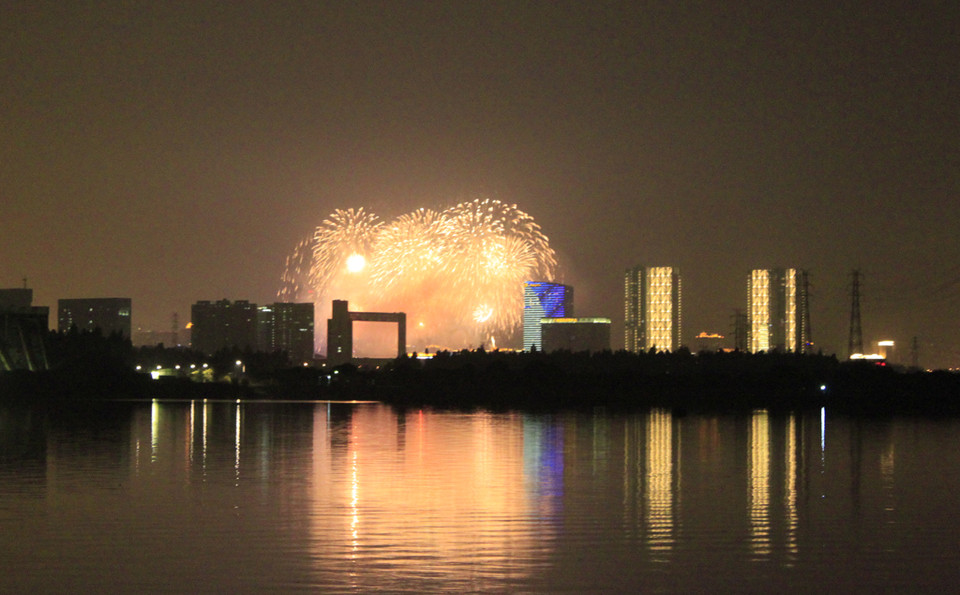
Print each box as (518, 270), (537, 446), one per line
(281, 199), (558, 355)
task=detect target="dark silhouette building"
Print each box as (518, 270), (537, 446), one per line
(190, 299), (258, 355)
(541, 317), (611, 353)
(58, 297), (132, 338)
(258, 302), (315, 364)
(1, 288), (49, 371)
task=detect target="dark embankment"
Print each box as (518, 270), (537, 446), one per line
(335, 350), (960, 415)
(3, 341), (959, 416)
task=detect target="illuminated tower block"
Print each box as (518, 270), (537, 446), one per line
(624, 266), (682, 352)
(523, 282), (573, 351)
(747, 268), (809, 353)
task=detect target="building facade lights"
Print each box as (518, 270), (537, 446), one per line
(625, 266), (682, 352)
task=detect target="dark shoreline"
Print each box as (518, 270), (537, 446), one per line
(3, 351), (959, 416)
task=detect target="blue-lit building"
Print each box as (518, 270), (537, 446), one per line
(523, 281), (573, 351)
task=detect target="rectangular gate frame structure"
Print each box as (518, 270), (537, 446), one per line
(326, 300), (406, 366)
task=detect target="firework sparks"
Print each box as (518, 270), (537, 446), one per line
(280, 199), (557, 355)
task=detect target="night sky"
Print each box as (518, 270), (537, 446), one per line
(2, 2), (958, 366)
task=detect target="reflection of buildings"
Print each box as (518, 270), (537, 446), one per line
(624, 266), (682, 352)
(747, 269), (809, 353)
(307, 406), (549, 589)
(748, 409), (771, 558)
(522, 416), (565, 511)
(58, 297), (131, 338)
(19, 401), (940, 590)
(646, 409), (675, 557)
(540, 317), (611, 353)
(522, 282), (573, 351)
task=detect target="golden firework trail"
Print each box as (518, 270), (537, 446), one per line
(280, 199), (557, 354)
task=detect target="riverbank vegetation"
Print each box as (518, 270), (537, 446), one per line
(2, 331), (958, 415)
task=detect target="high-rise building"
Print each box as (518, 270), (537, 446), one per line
(58, 298), (132, 338)
(624, 266), (682, 352)
(747, 268), (809, 353)
(522, 282), (573, 351)
(190, 299), (258, 355)
(258, 302), (315, 364)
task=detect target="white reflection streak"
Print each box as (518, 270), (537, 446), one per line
(151, 399), (159, 464)
(748, 409), (771, 558)
(881, 442), (895, 518)
(202, 400), (209, 476)
(235, 403), (241, 486)
(820, 407), (826, 461)
(785, 414), (798, 562)
(645, 409), (673, 559)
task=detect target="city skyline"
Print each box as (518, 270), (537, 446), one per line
(3, 2), (959, 367)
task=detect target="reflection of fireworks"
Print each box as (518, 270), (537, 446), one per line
(280, 199), (557, 354)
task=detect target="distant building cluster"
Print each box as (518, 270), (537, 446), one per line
(191, 299), (314, 363)
(58, 297), (132, 338)
(1, 262), (831, 367)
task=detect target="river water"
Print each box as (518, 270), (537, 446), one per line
(1, 399), (958, 593)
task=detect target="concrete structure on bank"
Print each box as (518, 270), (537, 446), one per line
(327, 300), (406, 366)
(1, 288), (49, 371)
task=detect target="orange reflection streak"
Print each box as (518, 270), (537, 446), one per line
(309, 406), (552, 582)
(350, 449), (359, 554)
(187, 400), (195, 466)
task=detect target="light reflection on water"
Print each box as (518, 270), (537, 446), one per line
(1, 400), (960, 592)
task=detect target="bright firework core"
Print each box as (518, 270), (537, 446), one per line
(346, 253), (366, 273)
(279, 199), (558, 356)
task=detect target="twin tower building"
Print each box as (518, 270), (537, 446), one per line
(624, 266), (810, 354)
(523, 267), (810, 354)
